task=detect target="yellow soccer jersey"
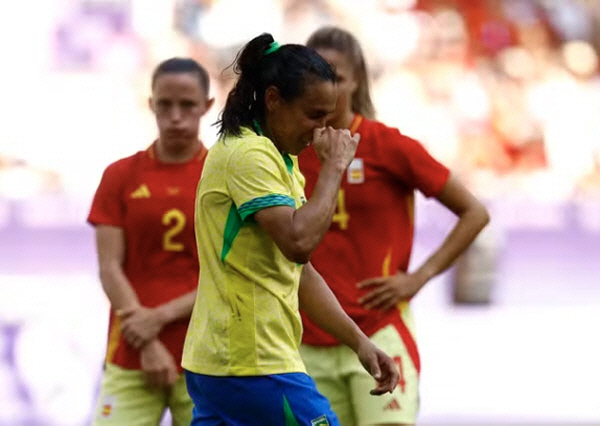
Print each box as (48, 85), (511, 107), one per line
(182, 127), (308, 376)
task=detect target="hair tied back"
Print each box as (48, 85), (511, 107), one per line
(264, 41), (280, 56)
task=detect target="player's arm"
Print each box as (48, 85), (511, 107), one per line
(254, 128), (358, 264)
(412, 173), (490, 285)
(253, 169), (339, 264)
(152, 290), (197, 324)
(95, 224), (174, 349)
(118, 290), (197, 347)
(298, 263), (398, 395)
(95, 224), (141, 312)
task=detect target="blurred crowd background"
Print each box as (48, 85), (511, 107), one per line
(1, 0), (599, 424)
(2, 0), (600, 219)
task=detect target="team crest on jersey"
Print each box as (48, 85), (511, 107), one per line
(311, 415), (329, 426)
(130, 184), (151, 198)
(99, 395), (116, 418)
(347, 158), (364, 184)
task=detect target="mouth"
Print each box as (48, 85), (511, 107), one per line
(165, 131), (188, 139)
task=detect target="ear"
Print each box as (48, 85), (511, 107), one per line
(204, 97), (215, 113)
(148, 96), (155, 113)
(264, 86), (281, 113)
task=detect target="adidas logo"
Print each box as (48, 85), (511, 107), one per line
(384, 398), (401, 411)
(130, 184), (151, 198)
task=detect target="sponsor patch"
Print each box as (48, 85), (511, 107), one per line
(311, 414), (329, 425)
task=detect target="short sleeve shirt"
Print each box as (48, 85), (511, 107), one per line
(182, 127), (307, 376)
(87, 144), (206, 370)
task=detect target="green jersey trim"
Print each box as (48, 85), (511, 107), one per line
(238, 194), (295, 221)
(282, 153), (293, 174)
(221, 204), (243, 262)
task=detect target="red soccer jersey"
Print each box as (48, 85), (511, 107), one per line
(87, 143), (207, 371)
(299, 116), (450, 349)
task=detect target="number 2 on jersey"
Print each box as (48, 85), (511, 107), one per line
(332, 189), (349, 230)
(162, 208), (186, 251)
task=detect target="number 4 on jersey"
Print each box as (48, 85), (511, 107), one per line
(332, 189), (349, 230)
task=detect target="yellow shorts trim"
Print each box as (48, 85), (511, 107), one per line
(300, 324), (419, 426)
(92, 363), (193, 426)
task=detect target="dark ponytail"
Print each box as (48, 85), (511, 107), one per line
(217, 33), (336, 137)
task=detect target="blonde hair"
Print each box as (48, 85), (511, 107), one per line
(307, 26), (375, 119)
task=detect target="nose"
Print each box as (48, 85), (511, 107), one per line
(316, 116), (327, 128)
(170, 106), (182, 122)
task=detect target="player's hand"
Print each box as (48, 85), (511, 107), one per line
(118, 306), (166, 349)
(312, 127), (360, 172)
(355, 338), (398, 395)
(357, 271), (425, 311)
(140, 340), (178, 388)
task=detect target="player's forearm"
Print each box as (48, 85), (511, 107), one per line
(154, 290), (197, 325)
(98, 261), (141, 311)
(299, 263), (367, 353)
(414, 203), (490, 285)
(95, 225), (141, 311)
(290, 163), (344, 256)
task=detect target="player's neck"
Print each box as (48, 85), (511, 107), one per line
(155, 139), (201, 163)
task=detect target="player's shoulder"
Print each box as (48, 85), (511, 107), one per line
(219, 128), (280, 163)
(359, 117), (398, 138)
(105, 150), (146, 170)
(100, 150), (148, 183)
(360, 117), (414, 146)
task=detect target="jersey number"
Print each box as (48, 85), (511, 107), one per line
(394, 356), (407, 393)
(162, 208), (186, 251)
(332, 189), (349, 230)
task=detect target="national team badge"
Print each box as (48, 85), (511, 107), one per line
(100, 395), (116, 418)
(311, 415), (329, 426)
(347, 158), (364, 184)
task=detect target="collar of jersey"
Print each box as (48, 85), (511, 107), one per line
(251, 122), (293, 175)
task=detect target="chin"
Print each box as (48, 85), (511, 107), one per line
(290, 146), (306, 156)
(166, 138), (191, 149)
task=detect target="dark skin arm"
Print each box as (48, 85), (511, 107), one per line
(299, 263), (398, 395)
(254, 206), (398, 395)
(254, 127), (359, 264)
(253, 127), (398, 395)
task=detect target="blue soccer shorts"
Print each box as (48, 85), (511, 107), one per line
(185, 370), (339, 425)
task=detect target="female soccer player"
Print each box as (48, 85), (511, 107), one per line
(88, 57), (214, 425)
(182, 33), (399, 425)
(298, 26), (490, 426)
